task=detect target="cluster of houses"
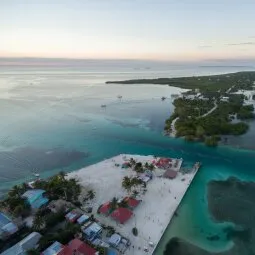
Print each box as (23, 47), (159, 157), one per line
(41, 239), (97, 255)
(0, 189), (48, 242)
(99, 197), (141, 225)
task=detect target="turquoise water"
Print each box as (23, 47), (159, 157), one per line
(1, 64), (255, 254)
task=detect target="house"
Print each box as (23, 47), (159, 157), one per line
(108, 233), (121, 247)
(1, 232), (41, 255)
(92, 238), (110, 248)
(121, 162), (130, 169)
(65, 210), (81, 223)
(220, 96), (229, 102)
(99, 202), (111, 215)
(123, 197), (140, 209)
(22, 189), (49, 209)
(163, 169), (178, 179)
(0, 212), (18, 240)
(82, 222), (102, 241)
(111, 208), (133, 224)
(41, 241), (67, 255)
(68, 238), (97, 255)
(77, 214), (90, 225)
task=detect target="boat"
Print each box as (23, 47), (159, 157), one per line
(101, 104), (106, 108)
(33, 172), (40, 178)
(161, 96), (166, 101)
(117, 95), (122, 99)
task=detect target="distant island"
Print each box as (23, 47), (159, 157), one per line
(107, 72), (255, 146)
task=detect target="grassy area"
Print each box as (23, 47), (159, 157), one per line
(106, 71), (255, 92)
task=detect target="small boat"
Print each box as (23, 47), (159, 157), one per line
(161, 96), (166, 101)
(101, 104), (106, 108)
(33, 173), (40, 177)
(117, 95), (122, 99)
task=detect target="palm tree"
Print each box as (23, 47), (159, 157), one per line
(129, 158), (136, 167)
(122, 176), (132, 194)
(87, 190), (95, 200)
(8, 185), (23, 198)
(33, 215), (45, 231)
(110, 197), (118, 211)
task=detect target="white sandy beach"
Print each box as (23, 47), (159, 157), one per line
(68, 154), (198, 255)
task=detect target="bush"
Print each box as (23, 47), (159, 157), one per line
(205, 136), (218, 147)
(132, 227), (138, 236)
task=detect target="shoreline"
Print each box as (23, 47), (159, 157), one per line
(67, 154), (200, 255)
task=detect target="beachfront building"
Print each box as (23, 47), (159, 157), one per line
(0, 212), (18, 240)
(1, 232), (41, 255)
(21, 189), (49, 210)
(123, 197), (140, 210)
(41, 239), (97, 255)
(111, 207), (133, 224)
(82, 222), (102, 241)
(99, 202), (112, 215)
(68, 238), (97, 255)
(163, 169), (178, 179)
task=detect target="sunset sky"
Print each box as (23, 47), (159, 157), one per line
(1, 0), (255, 61)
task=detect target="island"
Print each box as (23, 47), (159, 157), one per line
(0, 154), (200, 255)
(107, 72), (255, 146)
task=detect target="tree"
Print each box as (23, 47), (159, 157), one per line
(148, 163), (155, 171)
(110, 197), (118, 211)
(134, 162), (144, 173)
(196, 125), (205, 139)
(122, 176), (132, 194)
(132, 227), (138, 236)
(87, 190), (95, 200)
(205, 136), (218, 147)
(27, 249), (40, 255)
(33, 215), (45, 231)
(129, 158), (136, 166)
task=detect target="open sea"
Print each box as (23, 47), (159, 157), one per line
(1, 60), (255, 254)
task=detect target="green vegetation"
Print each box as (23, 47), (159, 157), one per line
(38, 222), (80, 251)
(33, 171), (81, 202)
(237, 104), (255, 120)
(122, 176), (143, 194)
(106, 71), (255, 92)
(0, 184), (31, 218)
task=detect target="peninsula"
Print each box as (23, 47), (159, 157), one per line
(0, 154), (200, 255)
(107, 72), (255, 146)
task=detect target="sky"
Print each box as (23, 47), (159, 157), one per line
(1, 0), (255, 61)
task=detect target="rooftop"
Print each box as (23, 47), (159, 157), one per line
(163, 169), (178, 179)
(42, 241), (65, 255)
(99, 202), (111, 215)
(111, 207), (133, 224)
(22, 189), (49, 209)
(1, 232), (41, 255)
(123, 197), (140, 209)
(0, 212), (18, 239)
(68, 238), (96, 255)
(65, 210), (80, 222)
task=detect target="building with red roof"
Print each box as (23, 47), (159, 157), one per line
(123, 197), (140, 209)
(67, 239), (97, 255)
(99, 201), (111, 215)
(111, 207), (133, 224)
(42, 239), (96, 255)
